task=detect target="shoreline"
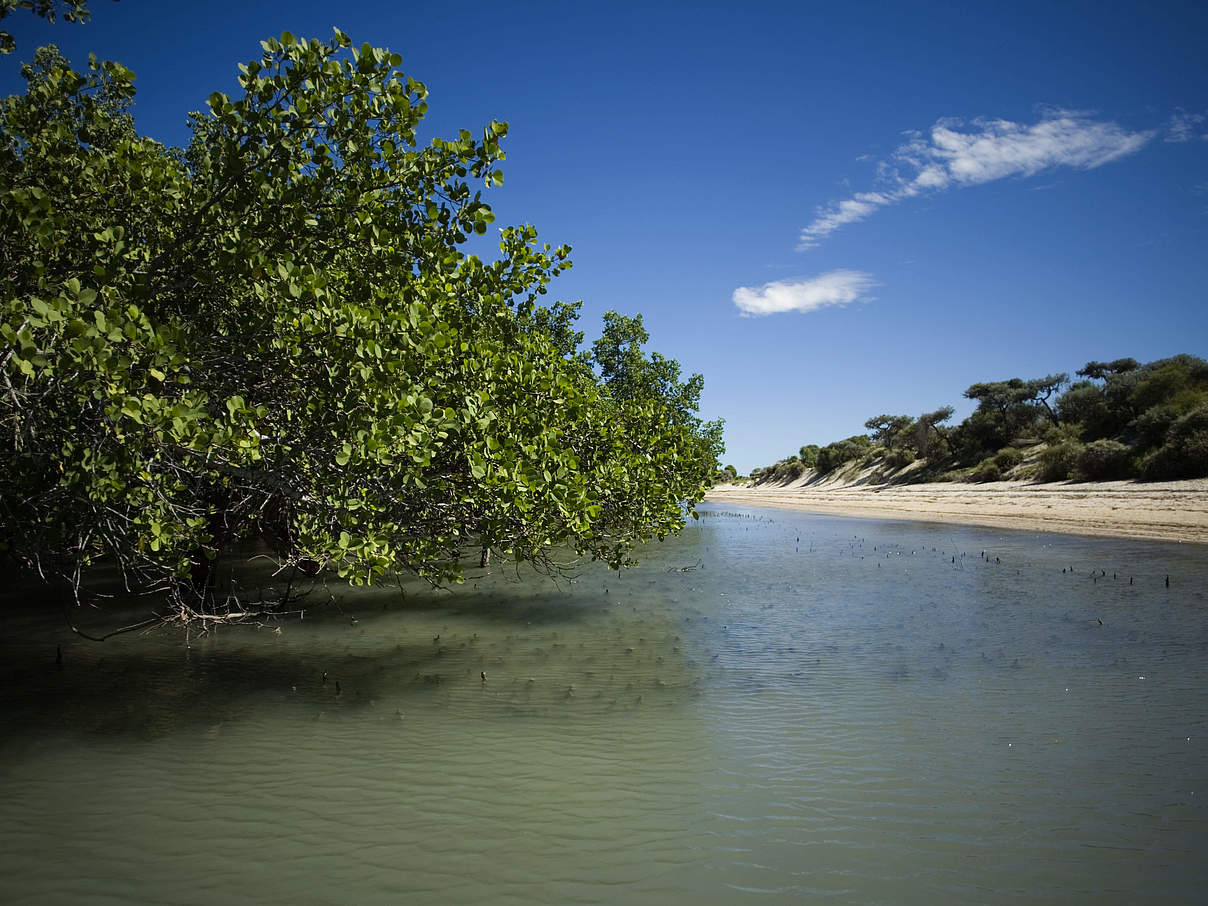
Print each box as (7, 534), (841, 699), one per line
(705, 477), (1208, 545)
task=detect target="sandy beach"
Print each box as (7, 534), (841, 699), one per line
(706, 476), (1208, 545)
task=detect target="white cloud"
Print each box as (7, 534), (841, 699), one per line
(1166, 109), (1207, 143)
(796, 193), (890, 246)
(798, 111), (1155, 249)
(732, 270), (876, 316)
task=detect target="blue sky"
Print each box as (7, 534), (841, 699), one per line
(3, 0), (1205, 472)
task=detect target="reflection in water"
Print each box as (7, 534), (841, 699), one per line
(1, 504), (1206, 904)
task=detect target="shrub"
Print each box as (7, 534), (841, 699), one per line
(1140, 405), (1208, 479)
(1056, 381), (1110, 436)
(779, 458), (805, 481)
(993, 447), (1024, 471)
(1041, 423), (1082, 446)
(816, 435), (873, 474)
(757, 457), (805, 483)
(971, 460), (1001, 482)
(1131, 405), (1178, 449)
(966, 447), (1021, 482)
(713, 463), (741, 485)
(815, 447), (836, 474)
(1077, 439), (1133, 480)
(1038, 441), (1085, 481)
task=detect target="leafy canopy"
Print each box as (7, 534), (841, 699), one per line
(0, 31), (722, 621)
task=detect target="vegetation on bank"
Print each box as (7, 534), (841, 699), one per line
(0, 26), (723, 627)
(748, 355), (1208, 486)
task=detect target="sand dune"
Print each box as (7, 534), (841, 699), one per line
(706, 475), (1208, 544)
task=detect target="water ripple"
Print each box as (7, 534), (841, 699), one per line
(1, 507), (1206, 903)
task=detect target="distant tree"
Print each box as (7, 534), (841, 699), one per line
(1090, 355), (1208, 447)
(1055, 381), (1109, 437)
(712, 463), (738, 484)
(965, 374), (1067, 426)
(864, 414), (914, 450)
(751, 457), (804, 484)
(959, 374), (1067, 457)
(913, 406), (954, 459)
(816, 435), (872, 474)
(1124, 356), (1208, 414)
(747, 353), (1208, 487)
(1076, 358), (1139, 380)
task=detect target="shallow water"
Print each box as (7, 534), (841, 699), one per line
(1, 504), (1206, 904)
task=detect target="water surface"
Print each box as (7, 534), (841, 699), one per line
(2, 505), (1206, 904)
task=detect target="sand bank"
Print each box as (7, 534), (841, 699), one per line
(705, 477), (1208, 545)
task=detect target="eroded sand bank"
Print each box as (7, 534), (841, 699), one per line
(705, 477), (1208, 544)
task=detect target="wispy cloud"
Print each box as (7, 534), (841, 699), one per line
(1166, 109), (1207, 143)
(798, 111), (1155, 249)
(732, 270), (876, 316)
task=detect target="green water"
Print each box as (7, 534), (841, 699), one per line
(1, 504), (1206, 904)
